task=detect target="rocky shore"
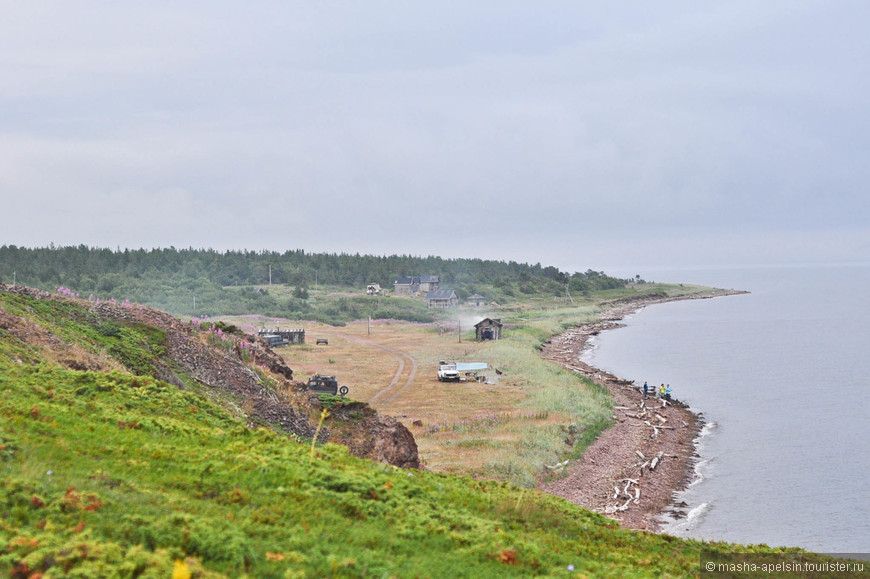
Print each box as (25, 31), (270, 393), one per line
(538, 290), (744, 532)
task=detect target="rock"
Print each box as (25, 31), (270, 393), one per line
(326, 402), (420, 469)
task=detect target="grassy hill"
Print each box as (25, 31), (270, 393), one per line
(0, 284), (829, 577)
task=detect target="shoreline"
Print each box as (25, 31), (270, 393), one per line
(538, 290), (745, 532)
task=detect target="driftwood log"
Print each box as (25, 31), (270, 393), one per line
(649, 451), (665, 472)
(597, 393), (683, 515)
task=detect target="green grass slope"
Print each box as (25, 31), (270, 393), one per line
(0, 288), (821, 577)
(1, 362), (719, 578)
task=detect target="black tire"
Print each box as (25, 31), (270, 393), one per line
(339, 386), (349, 396)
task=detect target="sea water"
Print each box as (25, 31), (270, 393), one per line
(581, 264), (870, 552)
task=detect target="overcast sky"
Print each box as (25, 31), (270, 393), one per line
(2, 2), (869, 275)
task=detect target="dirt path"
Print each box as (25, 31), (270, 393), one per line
(538, 291), (743, 531)
(332, 331), (419, 406)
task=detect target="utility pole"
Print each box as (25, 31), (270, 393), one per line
(565, 283), (575, 305)
(12, 271), (15, 285)
(193, 295), (196, 311)
(269, 264), (272, 286)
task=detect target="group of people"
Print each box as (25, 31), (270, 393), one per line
(643, 381), (671, 401)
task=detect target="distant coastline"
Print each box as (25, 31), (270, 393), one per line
(538, 289), (747, 531)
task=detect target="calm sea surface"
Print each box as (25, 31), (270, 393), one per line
(581, 264), (870, 552)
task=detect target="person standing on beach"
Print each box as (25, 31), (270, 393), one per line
(659, 384), (666, 398)
(643, 381), (649, 398)
(665, 384), (672, 400)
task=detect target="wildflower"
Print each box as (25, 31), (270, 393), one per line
(172, 560), (191, 579)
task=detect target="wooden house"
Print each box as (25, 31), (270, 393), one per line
(393, 276), (420, 295)
(426, 289), (459, 308)
(393, 275), (440, 295)
(419, 275), (440, 292)
(474, 318), (503, 341)
(468, 293), (486, 307)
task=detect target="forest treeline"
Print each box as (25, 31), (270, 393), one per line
(0, 245), (633, 323)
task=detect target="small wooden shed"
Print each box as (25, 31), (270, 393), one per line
(468, 293), (486, 307)
(474, 318), (503, 341)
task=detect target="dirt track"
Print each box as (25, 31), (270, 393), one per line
(333, 331), (419, 406)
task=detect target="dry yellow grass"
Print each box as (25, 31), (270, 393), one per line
(213, 284), (721, 485)
(222, 310), (591, 484)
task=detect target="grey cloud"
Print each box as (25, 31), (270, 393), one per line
(1, 1), (869, 270)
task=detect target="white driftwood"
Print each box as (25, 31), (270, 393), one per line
(634, 488), (641, 503)
(649, 451), (664, 471)
(545, 460), (569, 470)
(635, 450), (646, 460)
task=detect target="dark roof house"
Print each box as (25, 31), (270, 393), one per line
(393, 276), (420, 295)
(426, 289), (458, 308)
(394, 275), (440, 295)
(468, 293), (486, 306)
(419, 276), (440, 292)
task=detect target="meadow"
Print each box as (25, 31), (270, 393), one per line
(0, 284), (841, 576)
(225, 282), (723, 488)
